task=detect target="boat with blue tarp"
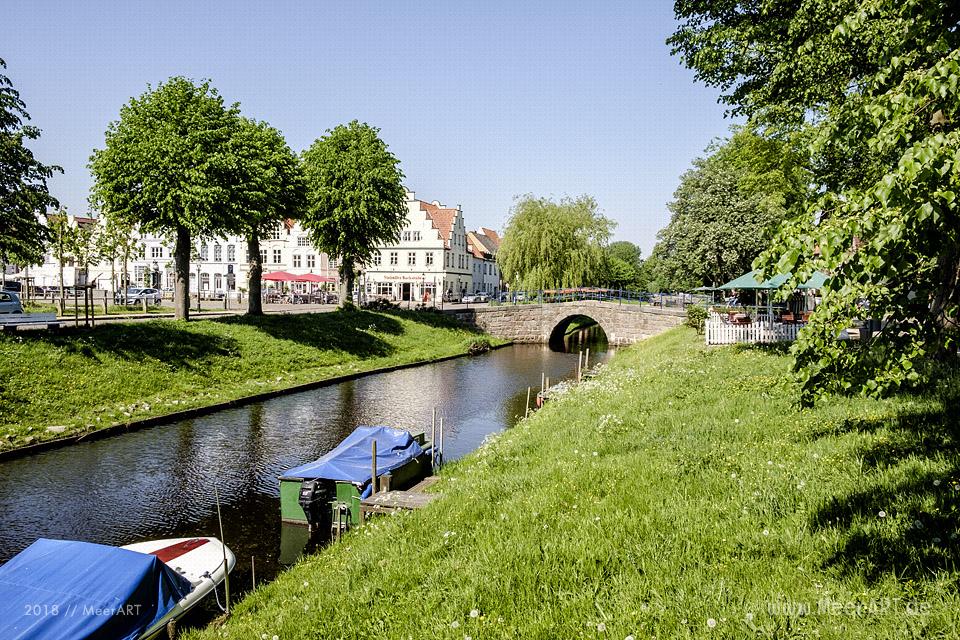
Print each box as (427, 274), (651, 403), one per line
(279, 425), (433, 533)
(0, 536), (235, 640)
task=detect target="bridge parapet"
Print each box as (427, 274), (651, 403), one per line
(446, 300), (686, 345)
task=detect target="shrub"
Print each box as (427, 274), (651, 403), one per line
(686, 305), (708, 334)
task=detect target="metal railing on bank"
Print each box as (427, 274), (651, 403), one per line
(483, 288), (699, 308)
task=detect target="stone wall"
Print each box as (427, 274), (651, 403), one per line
(447, 300), (686, 344)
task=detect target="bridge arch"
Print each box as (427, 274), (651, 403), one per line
(548, 314), (610, 352)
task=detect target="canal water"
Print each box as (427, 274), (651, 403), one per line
(0, 329), (611, 597)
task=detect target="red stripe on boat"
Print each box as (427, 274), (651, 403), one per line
(150, 538), (210, 562)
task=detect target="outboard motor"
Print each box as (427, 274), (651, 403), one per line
(298, 480), (332, 531)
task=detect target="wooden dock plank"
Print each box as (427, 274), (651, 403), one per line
(360, 490), (439, 517)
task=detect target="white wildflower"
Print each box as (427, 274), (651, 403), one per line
(470, 609), (479, 618)
(707, 618), (717, 628)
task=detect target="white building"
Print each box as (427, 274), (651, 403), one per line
(467, 227), (502, 295)
(362, 192), (473, 302)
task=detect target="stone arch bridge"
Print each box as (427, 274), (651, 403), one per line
(446, 300), (686, 346)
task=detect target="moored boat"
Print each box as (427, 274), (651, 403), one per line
(280, 425), (433, 533)
(0, 536), (235, 640)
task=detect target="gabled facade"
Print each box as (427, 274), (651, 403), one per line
(467, 227), (502, 295)
(362, 191), (473, 302)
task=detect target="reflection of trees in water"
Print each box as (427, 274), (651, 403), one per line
(563, 324), (609, 353)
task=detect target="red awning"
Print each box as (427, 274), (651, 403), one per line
(294, 273), (337, 283)
(261, 271), (297, 281)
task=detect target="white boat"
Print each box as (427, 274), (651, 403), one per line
(123, 537), (237, 638)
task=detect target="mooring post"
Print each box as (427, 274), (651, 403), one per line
(578, 350), (583, 381)
(525, 386), (531, 418)
(439, 418), (444, 470)
(541, 371), (545, 394)
(431, 407), (437, 469)
(251, 556), (256, 590)
(585, 348), (590, 372)
(371, 440), (378, 495)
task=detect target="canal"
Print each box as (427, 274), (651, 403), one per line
(0, 330), (611, 600)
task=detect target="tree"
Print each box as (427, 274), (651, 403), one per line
(650, 128), (809, 291)
(300, 121), (407, 307)
(671, 0), (960, 402)
(66, 220), (99, 289)
(96, 217), (140, 303)
(232, 118), (307, 315)
(45, 209), (74, 303)
(498, 195), (614, 291)
(89, 77), (245, 320)
(0, 58), (61, 268)
(602, 241), (643, 289)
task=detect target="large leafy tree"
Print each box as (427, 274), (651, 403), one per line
(300, 121), (407, 307)
(1, 58), (60, 268)
(498, 195), (614, 291)
(672, 0), (960, 402)
(89, 77), (245, 320)
(651, 129), (809, 291)
(232, 118), (307, 315)
(602, 241), (643, 289)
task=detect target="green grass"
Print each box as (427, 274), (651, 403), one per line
(22, 301), (169, 316)
(186, 328), (960, 639)
(0, 309), (502, 450)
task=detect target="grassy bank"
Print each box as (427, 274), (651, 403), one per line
(188, 328), (959, 639)
(0, 309), (501, 451)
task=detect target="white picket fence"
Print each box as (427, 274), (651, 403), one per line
(705, 314), (802, 345)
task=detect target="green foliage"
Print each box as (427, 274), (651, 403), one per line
(0, 58), (61, 266)
(685, 304), (707, 333)
(671, 0), (960, 401)
(184, 329), (960, 639)
(650, 128), (810, 291)
(498, 194), (614, 290)
(601, 240), (643, 289)
(300, 121), (407, 305)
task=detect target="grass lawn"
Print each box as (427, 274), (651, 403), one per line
(22, 301), (170, 316)
(0, 309), (500, 450)
(186, 327), (959, 639)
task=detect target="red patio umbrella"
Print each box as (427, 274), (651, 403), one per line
(295, 273), (337, 283)
(261, 271), (297, 281)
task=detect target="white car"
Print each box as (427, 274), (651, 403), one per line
(462, 292), (490, 304)
(0, 291), (23, 314)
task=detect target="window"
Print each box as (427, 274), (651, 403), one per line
(389, 251), (398, 266)
(214, 273), (222, 291)
(407, 252), (416, 266)
(372, 252), (382, 266)
(412, 231), (421, 242)
(377, 282), (393, 296)
(292, 254), (302, 268)
(150, 246), (162, 259)
(200, 244), (209, 261)
(200, 273), (210, 291)
(213, 244), (222, 262)
(134, 265), (146, 284)
(268, 224), (280, 240)
(227, 245), (235, 262)
(272, 249), (281, 264)
(402, 231), (411, 242)
(259, 249), (267, 264)
(307, 254), (315, 268)
(297, 236), (310, 247)
(426, 252), (434, 266)
(329, 257), (338, 269)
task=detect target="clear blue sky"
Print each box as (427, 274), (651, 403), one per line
(6, 1), (733, 256)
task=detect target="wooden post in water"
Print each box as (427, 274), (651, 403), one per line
(431, 407), (437, 469)
(251, 556), (256, 590)
(439, 418), (444, 470)
(541, 371), (545, 394)
(578, 350), (583, 381)
(525, 386), (531, 418)
(585, 348), (590, 372)
(371, 440), (378, 495)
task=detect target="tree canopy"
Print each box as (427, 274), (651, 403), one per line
(601, 240), (644, 290)
(0, 58), (60, 267)
(300, 120), (407, 306)
(650, 128), (809, 291)
(89, 77), (247, 319)
(671, 0), (960, 402)
(498, 195), (614, 291)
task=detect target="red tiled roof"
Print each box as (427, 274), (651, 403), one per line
(466, 234), (486, 259)
(469, 230), (499, 257)
(478, 227), (501, 248)
(419, 200), (458, 249)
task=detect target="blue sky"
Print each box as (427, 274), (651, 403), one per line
(6, 1), (733, 255)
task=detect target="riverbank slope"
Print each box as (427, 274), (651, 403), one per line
(0, 309), (502, 451)
(187, 327), (959, 639)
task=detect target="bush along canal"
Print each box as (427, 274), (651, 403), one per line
(0, 330), (613, 632)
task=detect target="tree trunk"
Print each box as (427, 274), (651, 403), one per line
(110, 259), (116, 307)
(341, 258), (355, 309)
(247, 232), (263, 315)
(174, 225), (191, 320)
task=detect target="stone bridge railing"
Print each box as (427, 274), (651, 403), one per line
(445, 300), (686, 345)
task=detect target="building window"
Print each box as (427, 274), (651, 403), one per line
(293, 254), (302, 268)
(402, 231), (411, 242)
(297, 236), (310, 247)
(372, 252), (382, 266)
(389, 251), (398, 266)
(307, 254), (315, 268)
(200, 244), (209, 261)
(200, 273), (210, 291)
(426, 252), (434, 266)
(329, 257), (338, 269)
(150, 246), (162, 259)
(213, 244), (222, 262)
(407, 252), (416, 266)
(268, 224), (280, 240)
(227, 245), (235, 262)
(377, 282), (393, 296)
(259, 249), (267, 264)
(413, 231), (421, 242)
(272, 249), (282, 264)
(214, 273), (222, 291)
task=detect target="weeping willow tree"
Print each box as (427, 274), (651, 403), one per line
(498, 195), (614, 291)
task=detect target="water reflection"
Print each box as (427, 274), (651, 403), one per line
(0, 343), (611, 587)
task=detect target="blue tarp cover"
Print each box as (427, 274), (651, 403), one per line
(0, 538), (193, 640)
(281, 425), (424, 484)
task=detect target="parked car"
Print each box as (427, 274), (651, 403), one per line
(116, 287), (162, 305)
(442, 291), (462, 303)
(462, 292), (490, 304)
(1, 281), (22, 293)
(0, 291), (24, 314)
